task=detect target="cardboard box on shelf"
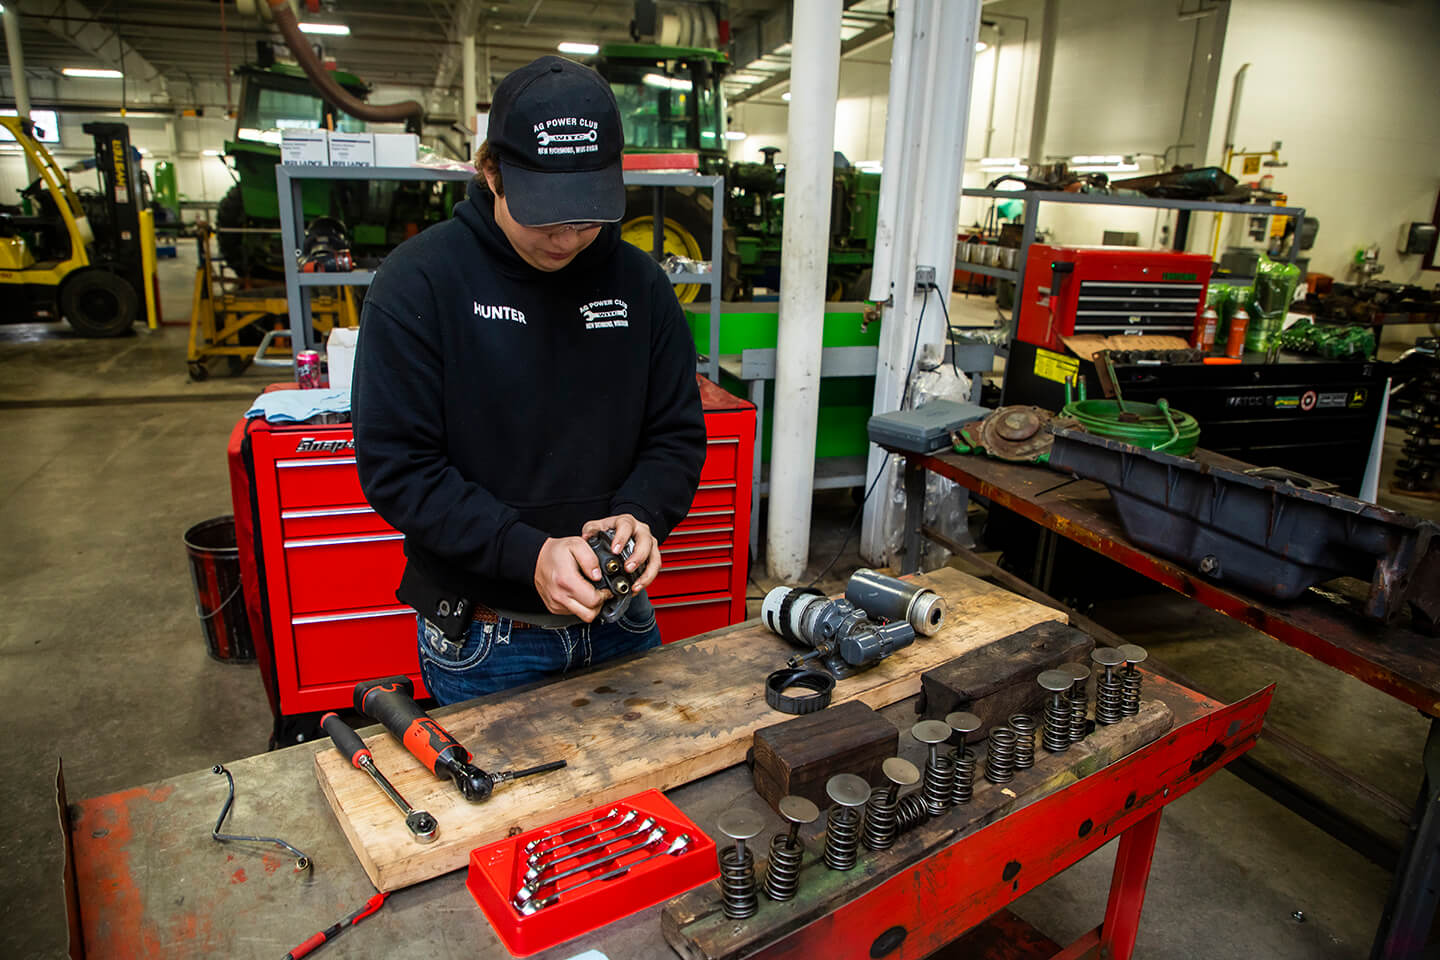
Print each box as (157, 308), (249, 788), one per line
(280, 129), (328, 166)
(328, 132), (375, 167)
(373, 133), (419, 167)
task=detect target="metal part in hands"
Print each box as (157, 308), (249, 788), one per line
(514, 834), (693, 915)
(210, 765), (312, 871)
(523, 807), (622, 852)
(516, 828), (669, 902)
(523, 817), (657, 881)
(526, 810), (638, 864)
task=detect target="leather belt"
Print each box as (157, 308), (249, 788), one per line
(472, 604), (536, 628)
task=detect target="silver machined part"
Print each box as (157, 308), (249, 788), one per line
(524, 807), (622, 852)
(516, 828), (668, 901)
(526, 810), (638, 864)
(523, 817), (656, 882)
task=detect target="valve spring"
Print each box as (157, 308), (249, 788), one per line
(1008, 713), (1037, 769)
(1068, 680), (1089, 743)
(824, 806), (861, 871)
(763, 834), (803, 902)
(985, 726), (1017, 784)
(923, 752), (957, 816)
(719, 844), (758, 919)
(862, 792), (899, 851)
(1121, 667), (1143, 716)
(896, 792), (931, 834)
(950, 746), (977, 806)
(1095, 673), (1125, 725)
(1042, 693), (1073, 753)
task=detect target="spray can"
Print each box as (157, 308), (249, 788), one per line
(1195, 306), (1219, 352)
(1226, 305), (1250, 359)
(295, 350), (323, 389)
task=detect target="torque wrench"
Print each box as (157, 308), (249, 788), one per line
(526, 811), (639, 865)
(354, 676), (566, 802)
(515, 828), (668, 902)
(321, 712), (437, 843)
(514, 834), (693, 915)
(524, 817), (657, 881)
(524, 807), (623, 852)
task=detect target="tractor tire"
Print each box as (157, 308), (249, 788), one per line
(217, 184), (286, 281)
(60, 268), (138, 338)
(621, 185), (742, 302)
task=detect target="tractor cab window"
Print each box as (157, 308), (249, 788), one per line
(608, 60), (699, 151)
(256, 88), (324, 131)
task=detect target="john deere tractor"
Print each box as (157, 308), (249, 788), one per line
(217, 63), (462, 279)
(591, 43), (881, 301)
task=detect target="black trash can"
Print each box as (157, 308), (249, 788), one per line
(184, 516), (255, 663)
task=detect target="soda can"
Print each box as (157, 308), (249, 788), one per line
(295, 350), (322, 389)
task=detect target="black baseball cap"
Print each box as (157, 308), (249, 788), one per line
(487, 56), (626, 227)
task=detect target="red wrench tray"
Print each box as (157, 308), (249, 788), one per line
(466, 789), (718, 956)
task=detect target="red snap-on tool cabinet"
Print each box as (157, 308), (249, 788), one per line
(229, 376), (754, 741)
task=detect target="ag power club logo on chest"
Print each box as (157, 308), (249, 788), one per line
(580, 299), (629, 330)
(534, 117), (600, 156)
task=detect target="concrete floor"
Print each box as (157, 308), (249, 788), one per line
(0, 255), (1431, 958)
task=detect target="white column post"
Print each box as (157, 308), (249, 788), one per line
(1027, 0), (1060, 168)
(859, 0), (982, 566)
(764, 0), (844, 582)
(461, 33), (477, 135)
(3, 4), (35, 180)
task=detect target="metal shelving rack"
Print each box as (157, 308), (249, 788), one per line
(958, 187), (1307, 351)
(275, 165), (725, 379)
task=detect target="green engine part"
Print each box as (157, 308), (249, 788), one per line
(1061, 380), (1201, 455)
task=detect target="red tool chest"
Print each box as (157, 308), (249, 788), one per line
(1015, 244), (1213, 351)
(228, 376), (754, 724)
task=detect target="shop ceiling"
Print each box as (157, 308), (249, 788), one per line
(1, 0), (895, 104)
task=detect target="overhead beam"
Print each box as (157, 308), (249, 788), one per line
(731, 20), (892, 104)
(19, 0), (167, 91)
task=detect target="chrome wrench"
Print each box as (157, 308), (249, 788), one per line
(523, 807), (624, 853)
(526, 811), (638, 865)
(514, 834), (693, 915)
(523, 817), (656, 882)
(515, 828), (667, 902)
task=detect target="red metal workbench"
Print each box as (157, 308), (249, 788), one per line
(885, 445), (1440, 960)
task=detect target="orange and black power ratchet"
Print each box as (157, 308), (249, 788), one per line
(353, 676), (566, 802)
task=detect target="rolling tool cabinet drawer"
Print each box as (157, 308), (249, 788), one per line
(283, 531), (407, 615)
(650, 555), (734, 599)
(652, 592), (733, 643)
(292, 606), (419, 688)
(689, 481), (737, 511)
(275, 456), (367, 509)
(699, 436), (741, 483)
(281, 504), (392, 538)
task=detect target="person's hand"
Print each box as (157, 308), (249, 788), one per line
(581, 513), (662, 592)
(533, 537), (609, 622)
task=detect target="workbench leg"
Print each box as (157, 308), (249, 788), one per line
(901, 459), (925, 575)
(1099, 808), (1162, 960)
(1371, 716), (1440, 959)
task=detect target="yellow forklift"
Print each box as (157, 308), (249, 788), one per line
(0, 116), (157, 337)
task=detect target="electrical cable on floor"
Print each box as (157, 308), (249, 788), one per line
(804, 287), (933, 590)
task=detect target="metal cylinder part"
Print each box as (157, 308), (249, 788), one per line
(950, 746), (977, 805)
(719, 845), (758, 918)
(763, 833), (803, 902)
(824, 806), (861, 870)
(845, 569), (947, 636)
(985, 726), (1017, 784)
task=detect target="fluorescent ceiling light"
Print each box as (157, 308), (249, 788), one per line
(726, 73), (765, 84)
(298, 22), (350, 36)
(201, 149), (223, 157)
(238, 127), (284, 145)
(724, 130), (747, 141)
(557, 41), (599, 55)
(1073, 163), (1139, 173)
(975, 41), (989, 52)
(1070, 155), (1128, 165)
(979, 156), (1021, 168)
(642, 73), (692, 91)
(781, 91), (791, 102)
(62, 67), (123, 79)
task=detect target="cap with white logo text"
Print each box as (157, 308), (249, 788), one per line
(487, 56), (626, 227)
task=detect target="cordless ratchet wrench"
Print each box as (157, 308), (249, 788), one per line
(353, 676), (567, 802)
(320, 712), (438, 843)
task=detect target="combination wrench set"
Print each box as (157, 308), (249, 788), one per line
(466, 790), (718, 956)
(715, 645), (1150, 918)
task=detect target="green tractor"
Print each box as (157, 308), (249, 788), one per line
(592, 42), (881, 301)
(217, 63), (462, 278)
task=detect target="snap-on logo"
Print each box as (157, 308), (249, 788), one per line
(580, 298), (629, 329)
(295, 437), (354, 454)
(474, 302), (526, 324)
(534, 117), (600, 155)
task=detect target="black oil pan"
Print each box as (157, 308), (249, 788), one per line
(1048, 425), (1438, 621)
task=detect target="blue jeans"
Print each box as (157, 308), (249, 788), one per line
(416, 593), (662, 705)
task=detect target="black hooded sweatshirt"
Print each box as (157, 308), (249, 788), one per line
(351, 180), (706, 616)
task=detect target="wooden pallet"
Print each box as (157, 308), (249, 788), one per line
(315, 567), (1066, 891)
(662, 697), (1176, 960)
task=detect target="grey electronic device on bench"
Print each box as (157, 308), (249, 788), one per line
(867, 400), (991, 454)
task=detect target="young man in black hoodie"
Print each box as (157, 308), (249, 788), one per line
(352, 56), (706, 705)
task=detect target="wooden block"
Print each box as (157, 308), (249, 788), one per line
(751, 701), (899, 814)
(919, 620), (1094, 741)
(315, 566), (1066, 892)
(663, 696), (1175, 960)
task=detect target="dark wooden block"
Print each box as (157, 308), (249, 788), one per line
(751, 700), (899, 814)
(919, 620), (1094, 741)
